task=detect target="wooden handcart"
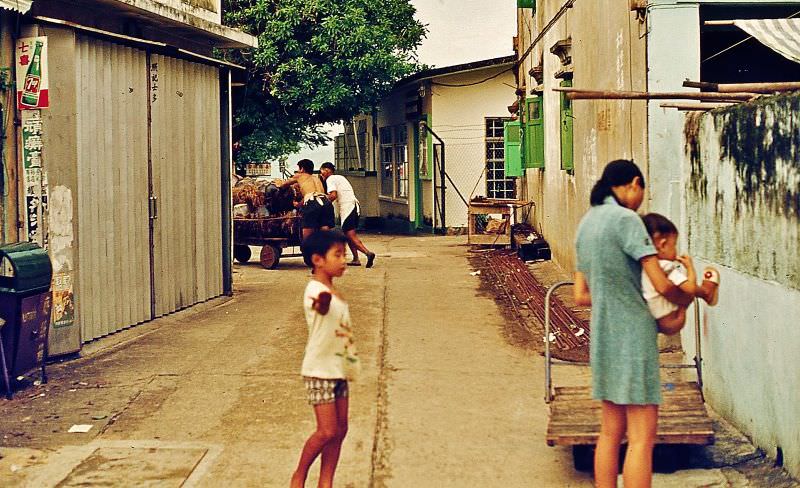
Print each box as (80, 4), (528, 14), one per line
(543, 282), (714, 472)
(233, 214), (303, 269)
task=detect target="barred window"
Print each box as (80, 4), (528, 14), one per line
(379, 125), (408, 200)
(485, 118), (516, 199)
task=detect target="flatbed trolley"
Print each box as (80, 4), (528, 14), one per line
(233, 215), (303, 269)
(544, 282), (715, 471)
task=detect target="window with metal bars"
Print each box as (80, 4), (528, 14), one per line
(379, 125), (408, 200)
(486, 118), (516, 199)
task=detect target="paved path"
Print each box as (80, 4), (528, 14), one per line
(0, 235), (785, 487)
(372, 236), (590, 487)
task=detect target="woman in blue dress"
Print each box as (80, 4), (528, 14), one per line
(574, 160), (693, 487)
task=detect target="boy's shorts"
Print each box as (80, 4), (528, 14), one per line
(304, 377), (348, 405)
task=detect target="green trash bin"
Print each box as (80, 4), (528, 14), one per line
(0, 242), (53, 399)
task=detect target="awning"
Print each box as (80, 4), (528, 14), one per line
(0, 0), (32, 13)
(31, 0), (257, 49)
(733, 18), (800, 64)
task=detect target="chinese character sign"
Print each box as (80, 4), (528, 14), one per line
(22, 110), (47, 246)
(16, 36), (50, 110)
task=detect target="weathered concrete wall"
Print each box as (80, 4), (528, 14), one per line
(430, 68), (516, 228)
(682, 97), (800, 478)
(646, 0), (800, 245)
(646, 2), (700, 228)
(133, 0), (221, 24)
(347, 174), (379, 218)
(40, 26), (82, 355)
(519, 1), (648, 271)
(0, 14), (20, 243)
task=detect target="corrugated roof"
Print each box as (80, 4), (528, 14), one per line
(0, 0), (32, 13)
(399, 55), (517, 85)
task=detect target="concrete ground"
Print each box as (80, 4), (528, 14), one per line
(0, 235), (796, 487)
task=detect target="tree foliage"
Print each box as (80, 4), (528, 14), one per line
(223, 0), (426, 166)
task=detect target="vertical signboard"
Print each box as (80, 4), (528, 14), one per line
(22, 110), (46, 246)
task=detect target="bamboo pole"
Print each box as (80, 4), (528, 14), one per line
(554, 88), (756, 101)
(704, 20), (735, 26)
(683, 80), (800, 93)
(660, 102), (736, 111)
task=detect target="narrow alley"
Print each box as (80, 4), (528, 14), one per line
(1, 236), (793, 487)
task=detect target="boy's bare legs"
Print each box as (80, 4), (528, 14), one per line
(290, 402), (340, 488)
(657, 307), (687, 335)
(623, 404), (659, 488)
(595, 401), (627, 488)
(318, 396), (348, 488)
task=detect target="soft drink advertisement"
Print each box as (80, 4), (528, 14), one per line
(16, 36), (49, 110)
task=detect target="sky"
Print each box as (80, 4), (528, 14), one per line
(286, 0), (517, 167)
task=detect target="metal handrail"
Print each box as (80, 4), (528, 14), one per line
(544, 281), (574, 404)
(543, 283), (705, 404)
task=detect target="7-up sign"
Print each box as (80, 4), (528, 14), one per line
(16, 37), (50, 110)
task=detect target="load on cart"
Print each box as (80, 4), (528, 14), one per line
(232, 177), (303, 269)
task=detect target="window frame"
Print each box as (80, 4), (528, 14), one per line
(486, 117), (517, 200)
(379, 124), (409, 202)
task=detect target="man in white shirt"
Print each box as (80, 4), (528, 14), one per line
(320, 162), (376, 268)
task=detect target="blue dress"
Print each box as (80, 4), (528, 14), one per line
(575, 197), (661, 405)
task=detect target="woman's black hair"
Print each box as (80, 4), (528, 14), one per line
(642, 213), (678, 237)
(589, 159), (645, 206)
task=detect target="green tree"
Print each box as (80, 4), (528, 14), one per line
(223, 0), (426, 167)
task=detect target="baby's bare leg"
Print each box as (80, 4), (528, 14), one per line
(696, 279), (718, 304)
(657, 308), (687, 335)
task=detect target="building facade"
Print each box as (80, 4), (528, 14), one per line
(515, 0), (800, 477)
(0, 1), (256, 355)
(335, 56), (517, 233)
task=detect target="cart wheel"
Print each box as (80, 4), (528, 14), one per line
(572, 445), (594, 472)
(260, 245), (281, 269)
(234, 245), (251, 264)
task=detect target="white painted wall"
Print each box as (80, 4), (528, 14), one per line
(681, 98), (800, 479)
(430, 67), (516, 228)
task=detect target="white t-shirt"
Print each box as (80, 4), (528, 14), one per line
(325, 175), (359, 217)
(302, 280), (358, 379)
(641, 259), (689, 319)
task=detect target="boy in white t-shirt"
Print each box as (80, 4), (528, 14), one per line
(641, 213), (720, 335)
(291, 230), (360, 488)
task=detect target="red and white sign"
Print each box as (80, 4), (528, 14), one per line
(16, 36), (49, 110)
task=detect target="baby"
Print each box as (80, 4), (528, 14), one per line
(641, 213), (720, 335)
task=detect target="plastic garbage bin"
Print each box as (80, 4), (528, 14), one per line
(0, 242), (53, 399)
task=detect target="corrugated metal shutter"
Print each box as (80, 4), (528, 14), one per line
(151, 54), (223, 316)
(76, 37), (152, 341)
(0, 0), (32, 13)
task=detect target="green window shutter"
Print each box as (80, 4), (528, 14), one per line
(504, 121), (522, 177)
(560, 80), (574, 171)
(517, 0), (535, 9)
(525, 96), (545, 169)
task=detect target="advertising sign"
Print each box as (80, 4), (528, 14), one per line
(16, 36), (49, 110)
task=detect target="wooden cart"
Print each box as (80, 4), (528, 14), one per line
(543, 282), (714, 472)
(233, 214), (302, 269)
